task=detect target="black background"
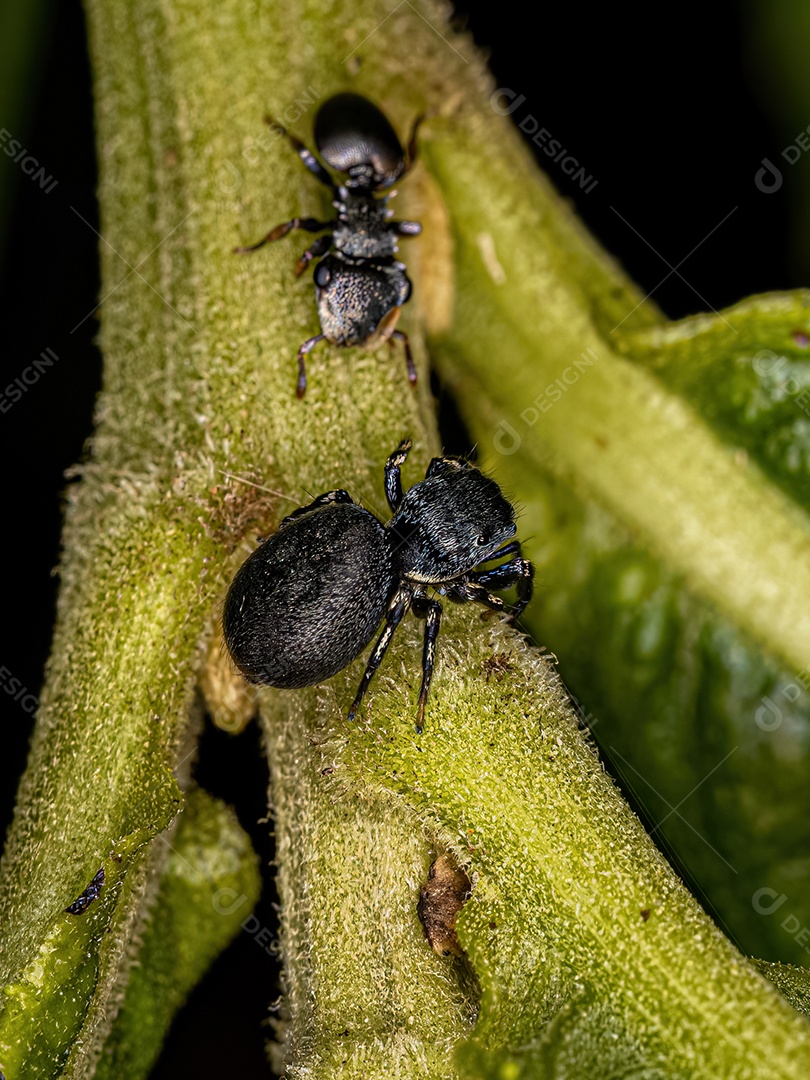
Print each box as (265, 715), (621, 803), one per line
(0, 2), (804, 1076)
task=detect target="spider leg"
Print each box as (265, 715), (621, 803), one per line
(425, 455), (467, 479)
(235, 217), (332, 254)
(447, 581), (508, 614)
(473, 540), (534, 619)
(347, 583), (413, 721)
(296, 334), (327, 399)
(509, 558), (534, 618)
(480, 539), (521, 563)
(486, 552), (534, 618)
(279, 489), (353, 527)
(412, 594), (442, 734)
(384, 438), (413, 513)
(468, 564), (520, 589)
(454, 556), (535, 620)
(295, 234), (332, 276)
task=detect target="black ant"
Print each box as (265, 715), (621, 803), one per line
(236, 93), (423, 398)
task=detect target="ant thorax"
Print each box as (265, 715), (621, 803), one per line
(331, 190), (400, 261)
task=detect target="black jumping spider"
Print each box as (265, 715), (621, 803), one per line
(223, 440), (533, 732)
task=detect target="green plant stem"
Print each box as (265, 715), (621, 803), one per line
(424, 134), (810, 678)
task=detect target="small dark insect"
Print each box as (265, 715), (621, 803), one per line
(235, 92), (423, 398)
(65, 866), (104, 916)
(223, 440), (533, 732)
(417, 854), (472, 957)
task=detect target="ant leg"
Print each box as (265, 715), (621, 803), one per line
(391, 330), (417, 386)
(234, 217), (332, 254)
(384, 438), (412, 513)
(296, 334), (326, 399)
(280, 489), (353, 527)
(291, 139), (335, 187)
(347, 584), (414, 721)
(264, 116), (336, 190)
(402, 113), (425, 176)
(412, 595), (442, 733)
(294, 234), (332, 276)
(391, 220), (422, 238)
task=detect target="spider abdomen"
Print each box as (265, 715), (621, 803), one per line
(223, 503), (393, 688)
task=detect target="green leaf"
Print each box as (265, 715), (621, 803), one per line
(0, 764), (181, 1078)
(456, 991), (672, 1080)
(618, 293), (810, 508)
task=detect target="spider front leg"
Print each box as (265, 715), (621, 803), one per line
(467, 552), (535, 619)
(447, 581), (509, 613)
(347, 583), (414, 721)
(234, 217), (333, 254)
(384, 438), (413, 513)
(510, 558), (534, 618)
(412, 594), (442, 734)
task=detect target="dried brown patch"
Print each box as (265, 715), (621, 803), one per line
(481, 652), (516, 682)
(417, 853), (472, 957)
(202, 471), (282, 555)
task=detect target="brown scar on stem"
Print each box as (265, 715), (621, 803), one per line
(481, 652), (516, 682)
(417, 853), (472, 957)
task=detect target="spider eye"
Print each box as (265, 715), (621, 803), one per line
(476, 534), (488, 546)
